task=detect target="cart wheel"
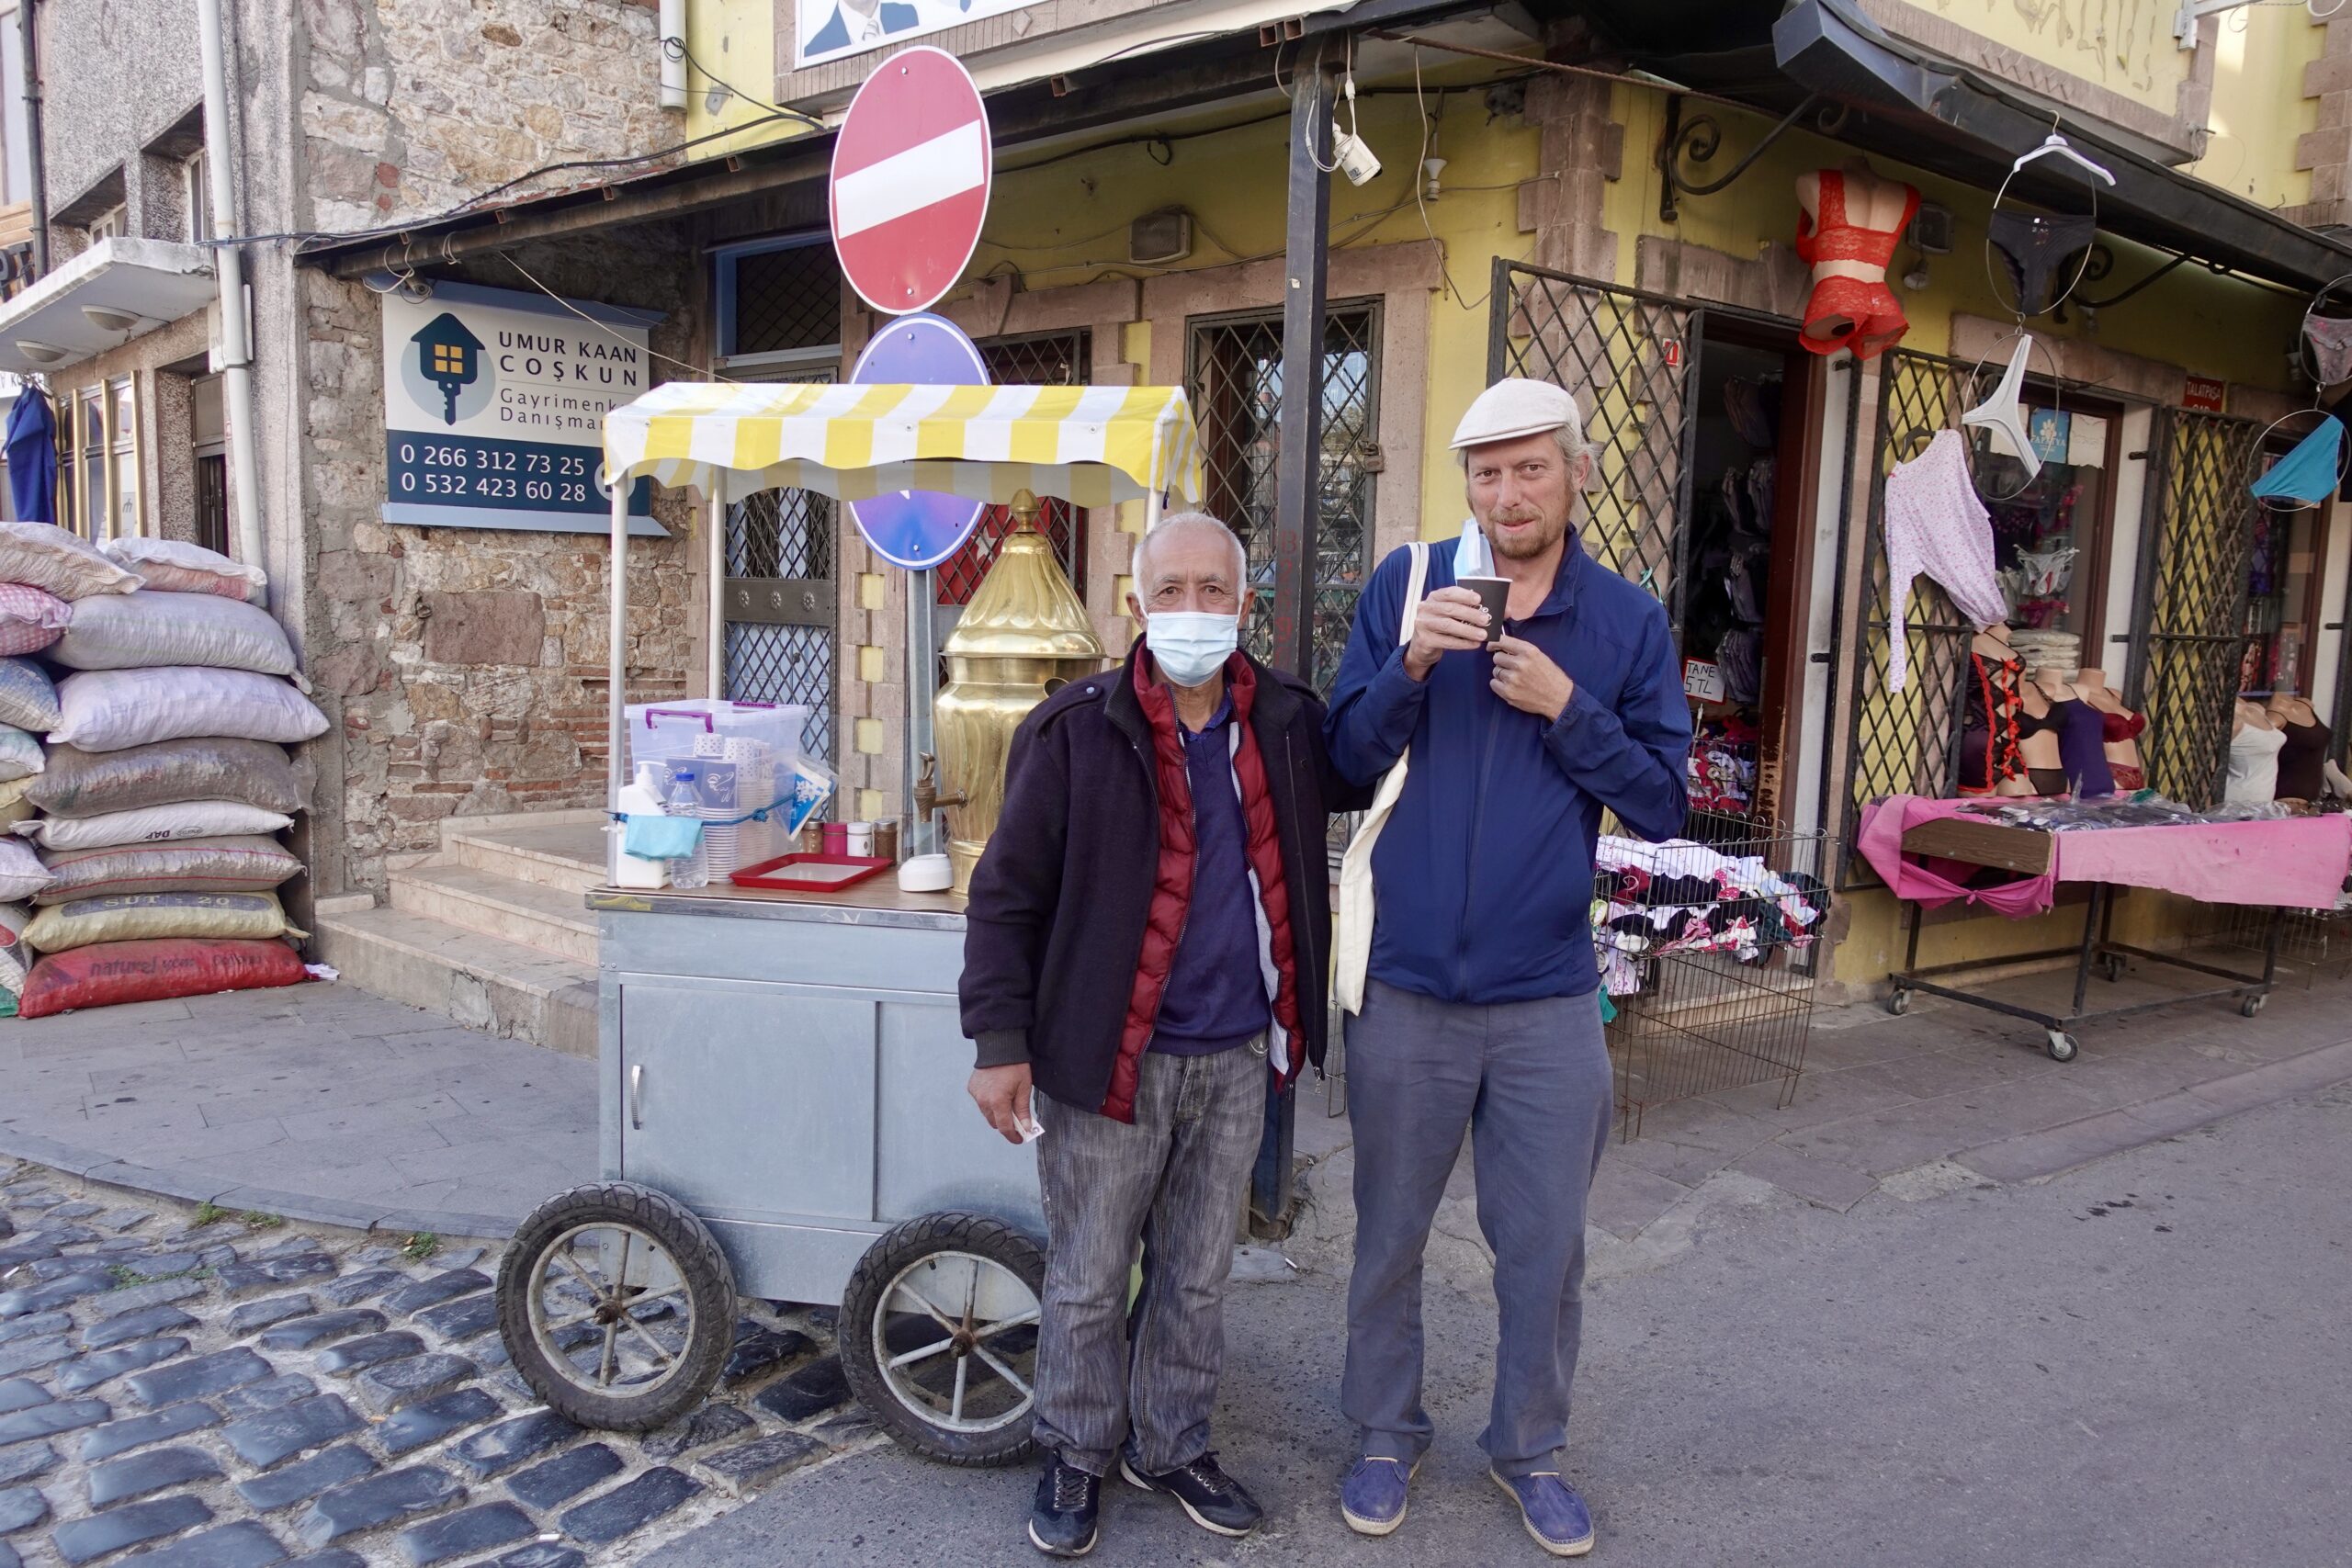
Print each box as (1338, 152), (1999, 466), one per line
(840, 1213), (1045, 1468)
(2241, 993), (2267, 1018)
(2045, 1031), (2079, 1063)
(1886, 988), (1911, 1017)
(2099, 954), (2126, 983)
(495, 1181), (736, 1432)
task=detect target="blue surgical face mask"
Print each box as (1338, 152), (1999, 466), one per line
(1146, 610), (1239, 688)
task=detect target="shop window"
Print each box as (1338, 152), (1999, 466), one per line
(1185, 303), (1380, 691)
(721, 366), (837, 764)
(936, 329), (1090, 609)
(1840, 350), (2127, 880)
(713, 234), (842, 367)
(2235, 467), (2325, 702)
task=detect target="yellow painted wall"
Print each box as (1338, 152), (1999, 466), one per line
(684, 0), (801, 158)
(1902, 0), (2192, 120)
(2187, 6), (2325, 208)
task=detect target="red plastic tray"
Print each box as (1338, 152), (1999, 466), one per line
(729, 852), (894, 893)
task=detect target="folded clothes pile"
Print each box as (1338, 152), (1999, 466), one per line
(1954, 795), (2296, 831)
(1589, 835), (1829, 997)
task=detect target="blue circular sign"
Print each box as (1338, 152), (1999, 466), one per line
(848, 312), (989, 570)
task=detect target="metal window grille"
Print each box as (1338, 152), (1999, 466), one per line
(723, 363), (839, 764)
(1488, 261), (1699, 623)
(1185, 302), (1380, 690)
(938, 328), (1091, 605)
(725, 243), (842, 359)
(2125, 408), (2268, 808)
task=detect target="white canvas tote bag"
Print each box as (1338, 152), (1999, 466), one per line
(1335, 540), (1429, 1014)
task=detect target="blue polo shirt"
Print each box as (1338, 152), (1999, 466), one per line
(1151, 692), (1272, 1055)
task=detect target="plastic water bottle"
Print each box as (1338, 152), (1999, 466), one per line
(665, 768), (708, 890)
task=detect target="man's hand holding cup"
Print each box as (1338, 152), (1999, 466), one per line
(1404, 587), (1491, 680)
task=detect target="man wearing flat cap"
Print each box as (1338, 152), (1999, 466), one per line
(1323, 378), (1690, 1555)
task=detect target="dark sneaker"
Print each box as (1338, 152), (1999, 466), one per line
(1491, 1469), (1595, 1557)
(1340, 1454), (1419, 1536)
(1028, 1455), (1101, 1558)
(1118, 1450), (1264, 1538)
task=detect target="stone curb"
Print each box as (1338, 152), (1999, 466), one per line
(0, 1132), (521, 1240)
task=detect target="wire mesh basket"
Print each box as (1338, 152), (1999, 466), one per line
(1594, 811), (1830, 1138)
(2193, 899), (2352, 989)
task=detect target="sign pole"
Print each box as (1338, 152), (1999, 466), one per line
(907, 570), (937, 853)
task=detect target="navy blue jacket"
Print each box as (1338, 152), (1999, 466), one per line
(1325, 533), (1691, 1004)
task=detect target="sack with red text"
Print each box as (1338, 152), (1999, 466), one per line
(15, 936), (307, 1017)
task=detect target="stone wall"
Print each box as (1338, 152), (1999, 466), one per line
(297, 228), (702, 898)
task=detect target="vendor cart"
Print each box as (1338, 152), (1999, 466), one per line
(490, 380), (1203, 1464)
(1865, 795), (2352, 1062)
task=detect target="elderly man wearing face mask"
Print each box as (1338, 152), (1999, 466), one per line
(960, 511), (1354, 1558)
(1325, 379), (1690, 1556)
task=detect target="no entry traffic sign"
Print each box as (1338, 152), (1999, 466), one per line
(830, 46), (992, 318)
(847, 311), (989, 570)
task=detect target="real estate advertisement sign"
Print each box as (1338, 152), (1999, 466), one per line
(379, 279), (663, 535)
(796, 0), (1044, 69)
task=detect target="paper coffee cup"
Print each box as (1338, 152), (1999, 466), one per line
(1460, 575), (1510, 645)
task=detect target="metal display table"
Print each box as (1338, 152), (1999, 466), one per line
(489, 879), (1046, 1465)
(1885, 818), (2284, 1062)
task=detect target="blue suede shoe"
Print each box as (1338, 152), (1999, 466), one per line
(1340, 1455), (1419, 1537)
(1490, 1469), (1595, 1557)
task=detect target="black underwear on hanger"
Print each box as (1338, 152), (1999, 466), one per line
(1987, 210), (2098, 316)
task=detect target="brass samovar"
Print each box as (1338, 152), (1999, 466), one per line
(916, 491), (1107, 897)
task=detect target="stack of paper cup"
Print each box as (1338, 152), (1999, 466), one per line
(695, 736), (774, 869)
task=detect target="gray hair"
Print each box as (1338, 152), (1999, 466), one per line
(1455, 423), (1589, 472)
(1132, 511), (1247, 591)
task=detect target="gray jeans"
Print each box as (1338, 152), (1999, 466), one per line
(1032, 1043), (1266, 1475)
(1341, 978), (1612, 1476)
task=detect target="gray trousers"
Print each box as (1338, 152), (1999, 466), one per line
(1032, 1043), (1265, 1475)
(1341, 977), (1612, 1477)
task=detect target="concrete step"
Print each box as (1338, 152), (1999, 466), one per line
(389, 862), (598, 964)
(441, 808), (606, 894)
(311, 905), (596, 1058)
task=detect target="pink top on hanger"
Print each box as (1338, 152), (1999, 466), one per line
(1883, 430), (2009, 694)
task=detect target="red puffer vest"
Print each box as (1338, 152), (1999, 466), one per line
(1099, 653), (1306, 1122)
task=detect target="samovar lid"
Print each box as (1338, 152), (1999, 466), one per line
(939, 491), (1107, 661)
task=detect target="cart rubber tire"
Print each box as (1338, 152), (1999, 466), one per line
(1886, 988), (1911, 1017)
(2045, 1031), (2079, 1063)
(840, 1212), (1046, 1469)
(2241, 993), (2267, 1018)
(495, 1181), (736, 1432)
(2099, 954), (2125, 983)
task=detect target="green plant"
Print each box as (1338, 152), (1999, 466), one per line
(191, 1201), (228, 1227)
(241, 1211), (285, 1231)
(400, 1231), (441, 1263)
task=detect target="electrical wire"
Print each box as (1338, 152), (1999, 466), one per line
(500, 251), (734, 383)
(659, 35), (825, 129)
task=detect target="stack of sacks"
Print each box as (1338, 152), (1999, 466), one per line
(0, 525), (325, 1017)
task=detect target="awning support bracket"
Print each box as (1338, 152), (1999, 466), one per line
(1657, 91), (1847, 225)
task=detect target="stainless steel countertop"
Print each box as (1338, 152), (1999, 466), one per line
(586, 875), (967, 931)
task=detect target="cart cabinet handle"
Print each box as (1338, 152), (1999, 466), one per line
(629, 1064), (645, 1129)
(641, 708), (715, 730)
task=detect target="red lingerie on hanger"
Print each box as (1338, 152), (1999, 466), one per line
(1795, 170), (1921, 360)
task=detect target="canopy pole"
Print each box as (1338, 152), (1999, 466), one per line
(706, 491), (725, 699)
(606, 479), (629, 861)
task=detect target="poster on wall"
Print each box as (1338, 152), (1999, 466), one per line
(796, 0), (1043, 68)
(379, 279), (664, 536)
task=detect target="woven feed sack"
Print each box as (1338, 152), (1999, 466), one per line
(0, 777), (33, 827)
(35, 835), (300, 905)
(0, 520), (143, 600)
(99, 537), (267, 605)
(0, 724), (40, 784)
(16, 936), (306, 1016)
(15, 800), (294, 851)
(28, 738), (305, 818)
(50, 668), (328, 751)
(53, 592), (298, 675)
(0, 657), (60, 732)
(0, 583), (71, 656)
(0, 837), (49, 901)
(22, 891), (307, 953)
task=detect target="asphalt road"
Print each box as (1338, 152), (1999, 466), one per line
(644, 1077), (2352, 1568)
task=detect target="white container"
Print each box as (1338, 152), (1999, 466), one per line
(846, 820), (876, 857)
(610, 761), (670, 889)
(898, 853), (953, 893)
(626, 700), (810, 772)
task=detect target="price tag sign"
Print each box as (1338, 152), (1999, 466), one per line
(1683, 659), (1725, 702)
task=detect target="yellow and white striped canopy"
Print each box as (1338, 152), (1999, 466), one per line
(603, 380), (1204, 508)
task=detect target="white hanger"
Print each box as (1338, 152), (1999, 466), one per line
(2012, 131), (2114, 186)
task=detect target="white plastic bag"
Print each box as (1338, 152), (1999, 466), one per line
(53, 592), (298, 675)
(13, 800), (295, 851)
(0, 838), (51, 902)
(99, 537), (267, 605)
(50, 668), (329, 752)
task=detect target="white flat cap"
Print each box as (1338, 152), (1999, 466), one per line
(1451, 378), (1582, 450)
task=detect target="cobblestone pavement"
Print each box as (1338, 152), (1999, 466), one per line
(0, 1160), (876, 1568)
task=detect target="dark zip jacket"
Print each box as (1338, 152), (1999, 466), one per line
(960, 639), (1353, 1117)
(1325, 532), (1691, 1004)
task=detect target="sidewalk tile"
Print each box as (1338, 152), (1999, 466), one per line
(1730, 1144), (1879, 1211)
(1586, 1164), (1691, 1239)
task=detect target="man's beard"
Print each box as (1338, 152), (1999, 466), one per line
(1483, 507), (1568, 561)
